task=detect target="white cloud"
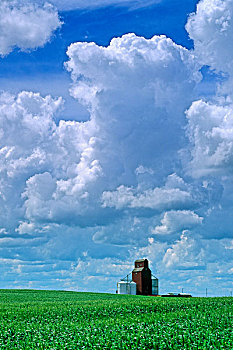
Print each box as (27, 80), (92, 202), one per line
(135, 165), (154, 175)
(66, 33), (201, 191)
(186, 99), (233, 177)
(153, 210), (203, 235)
(72, 257), (132, 278)
(165, 173), (189, 191)
(0, 33), (200, 229)
(0, 91), (101, 227)
(102, 183), (193, 210)
(0, 0), (62, 56)
(162, 231), (205, 268)
(66, 34), (200, 112)
(161, 231), (233, 270)
(16, 221), (36, 234)
(186, 0), (233, 74)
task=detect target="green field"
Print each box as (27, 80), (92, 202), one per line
(0, 290), (232, 349)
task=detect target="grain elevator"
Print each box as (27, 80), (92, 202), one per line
(117, 258), (159, 296)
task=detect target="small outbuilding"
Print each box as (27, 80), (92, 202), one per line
(161, 293), (192, 298)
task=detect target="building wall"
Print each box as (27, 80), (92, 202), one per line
(132, 271), (142, 294)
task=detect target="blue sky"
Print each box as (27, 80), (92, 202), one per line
(0, 0), (232, 296)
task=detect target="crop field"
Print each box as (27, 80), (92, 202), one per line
(0, 290), (232, 349)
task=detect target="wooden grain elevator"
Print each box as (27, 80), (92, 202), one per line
(132, 259), (152, 295)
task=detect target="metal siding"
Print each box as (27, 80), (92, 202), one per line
(130, 282), (137, 295)
(152, 278), (159, 295)
(117, 281), (136, 295)
(117, 281), (127, 294)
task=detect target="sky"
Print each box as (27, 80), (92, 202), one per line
(0, 0), (232, 296)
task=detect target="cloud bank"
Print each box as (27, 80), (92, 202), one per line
(0, 0), (233, 295)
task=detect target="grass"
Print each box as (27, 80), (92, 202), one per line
(0, 289), (232, 349)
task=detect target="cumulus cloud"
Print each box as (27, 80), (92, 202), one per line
(186, 0), (233, 74)
(185, 100), (233, 177)
(102, 183), (193, 210)
(0, 33), (200, 231)
(162, 233), (233, 271)
(0, 91), (102, 229)
(0, 33), (200, 234)
(152, 210), (203, 235)
(162, 231), (205, 268)
(183, 0), (233, 252)
(0, 0), (62, 56)
(66, 34), (201, 188)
